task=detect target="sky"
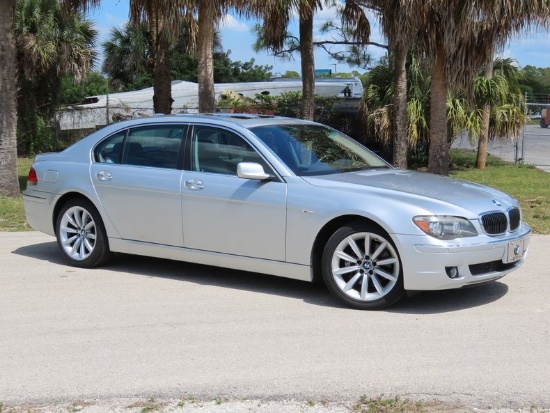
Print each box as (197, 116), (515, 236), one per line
(86, 2), (550, 78)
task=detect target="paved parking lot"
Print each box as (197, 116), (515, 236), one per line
(0, 232), (549, 412)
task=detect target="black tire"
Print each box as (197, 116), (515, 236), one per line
(321, 221), (404, 310)
(540, 120), (548, 128)
(55, 198), (112, 268)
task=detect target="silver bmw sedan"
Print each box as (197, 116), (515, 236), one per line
(23, 114), (531, 309)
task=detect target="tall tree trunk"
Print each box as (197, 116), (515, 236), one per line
(149, 10), (173, 115)
(299, 4), (315, 121)
(152, 34), (173, 114)
(198, 3), (216, 113)
(392, 44), (408, 169)
(476, 60), (494, 169)
(0, 0), (20, 197)
(428, 41), (450, 176)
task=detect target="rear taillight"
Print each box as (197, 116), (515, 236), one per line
(27, 167), (38, 185)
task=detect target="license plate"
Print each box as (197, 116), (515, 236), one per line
(505, 238), (525, 263)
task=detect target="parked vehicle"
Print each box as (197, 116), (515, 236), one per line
(23, 114), (531, 309)
(540, 108), (550, 128)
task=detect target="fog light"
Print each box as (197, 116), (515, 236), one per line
(445, 266), (459, 279)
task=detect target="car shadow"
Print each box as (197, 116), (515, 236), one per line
(13, 241), (509, 314)
(111, 253), (341, 307)
(390, 282), (509, 314)
(13, 239), (67, 265)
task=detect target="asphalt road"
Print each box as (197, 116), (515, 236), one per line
(1, 232), (549, 411)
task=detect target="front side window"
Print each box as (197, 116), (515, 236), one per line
(251, 124), (389, 176)
(191, 126), (268, 175)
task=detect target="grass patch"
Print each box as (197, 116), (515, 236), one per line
(17, 157), (34, 190)
(0, 157), (33, 232)
(450, 150), (550, 234)
(0, 196), (31, 231)
(449, 149), (510, 169)
(126, 397), (166, 413)
(352, 396), (443, 413)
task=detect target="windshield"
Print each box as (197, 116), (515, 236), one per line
(251, 124), (389, 176)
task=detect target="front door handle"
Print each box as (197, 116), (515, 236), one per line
(96, 171), (112, 181)
(185, 179), (204, 190)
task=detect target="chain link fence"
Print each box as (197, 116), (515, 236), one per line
(521, 94), (550, 172)
(522, 93), (550, 170)
(452, 93), (550, 171)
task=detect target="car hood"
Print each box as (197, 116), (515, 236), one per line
(301, 169), (518, 216)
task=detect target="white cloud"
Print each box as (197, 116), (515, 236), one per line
(220, 14), (249, 32)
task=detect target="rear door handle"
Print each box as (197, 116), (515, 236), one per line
(96, 171), (112, 181)
(185, 179), (204, 190)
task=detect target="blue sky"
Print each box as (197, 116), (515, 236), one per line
(87, 2), (550, 77)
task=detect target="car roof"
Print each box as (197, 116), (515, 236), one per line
(113, 113), (318, 129)
(67, 113), (322, 156)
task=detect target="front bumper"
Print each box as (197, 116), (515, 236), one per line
(394, 223), (531, 291)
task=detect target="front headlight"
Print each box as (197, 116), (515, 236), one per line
(413, 216), (478, 239)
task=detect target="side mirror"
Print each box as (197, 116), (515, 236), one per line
(237, 162), (272, 180)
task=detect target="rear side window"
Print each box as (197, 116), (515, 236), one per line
(95, 125), (186, 169)
(95, 132), (125, 164)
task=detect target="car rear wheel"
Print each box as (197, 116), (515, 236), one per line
(56, 198), (111, 268)
(322, 221), (404, 310)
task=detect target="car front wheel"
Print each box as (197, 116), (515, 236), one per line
(322, 221), (404, 310)
(56, 198), (111, 268)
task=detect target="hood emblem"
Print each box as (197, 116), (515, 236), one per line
(492, 199), (502, 207)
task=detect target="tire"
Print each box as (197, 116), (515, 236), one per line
(55, 198), (112, 268)
(540, 120), (548, 128)
(321, 221), (404, 310)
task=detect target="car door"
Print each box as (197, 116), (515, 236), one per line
(91, 125), (186, 246)
(181, 125), (287, 261)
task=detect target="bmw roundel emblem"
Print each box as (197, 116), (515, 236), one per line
(492, 199), (502, 207)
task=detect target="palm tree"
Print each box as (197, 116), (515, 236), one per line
(16, 0), (97, 155)
(297, 1), (318, 120)
(0, 0), (19, 197)
(373, 0), (415, 170)
(102, 23), (152, 92)
(343, 0), (412, 168)
(254, 0), (322, 120)
(363, 53), (525, 166)
(415, 1), (548, 175)
(192, 0), (264, 113)
(351, 0), (548, 174)
(65, 0), (194, 115)
(195, 1), (218, 112)
(473, 5), (548, 169)
(474, 58), (525, 147)
(124, 0), (259, 114)
(130, 0), (193, 114)
(362, 53), (430, 160)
